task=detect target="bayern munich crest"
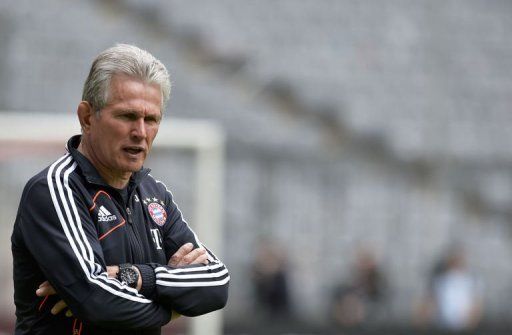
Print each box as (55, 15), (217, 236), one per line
(148, 202), (167, 226)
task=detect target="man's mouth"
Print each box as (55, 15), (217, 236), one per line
(123, 146), (145, 155)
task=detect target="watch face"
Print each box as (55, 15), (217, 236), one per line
(120, 267), (138, 287)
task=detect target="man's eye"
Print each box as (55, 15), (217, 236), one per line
(145, 117), (160, 124)
(120, 114), (137, 120)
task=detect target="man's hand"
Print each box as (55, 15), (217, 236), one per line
(36, 266), (119, 316)
(168, 242), (208, 267)
(36, 281), (71, 316)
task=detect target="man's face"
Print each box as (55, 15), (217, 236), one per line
(86, 74), (162, 177)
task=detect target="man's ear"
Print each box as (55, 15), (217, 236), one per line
(77, 101), (95, 133)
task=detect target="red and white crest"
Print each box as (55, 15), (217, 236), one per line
(148, 202), (167, 226)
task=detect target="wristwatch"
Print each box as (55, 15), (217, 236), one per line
(118, 263), (139, 288)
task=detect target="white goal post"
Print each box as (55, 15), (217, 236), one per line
(0, 112), (226, 335)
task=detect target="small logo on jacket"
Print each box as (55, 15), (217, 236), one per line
(148, 202), (167, 226)
(98, 206), (117, 222)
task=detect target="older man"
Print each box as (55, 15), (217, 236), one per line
(12, 44), (229, 335)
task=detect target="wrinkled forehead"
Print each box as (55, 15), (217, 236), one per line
(104, 74), (163, 110)
(105, 73), (163, 109)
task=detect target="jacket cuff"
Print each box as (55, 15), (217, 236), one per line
(134, 264), (156, 299)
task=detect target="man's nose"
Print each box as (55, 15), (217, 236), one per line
(131, 118), (147, 139)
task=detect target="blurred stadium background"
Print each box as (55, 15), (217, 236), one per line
(1, 0), (512, 334)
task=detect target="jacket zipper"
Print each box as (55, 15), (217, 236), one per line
(126, 206), (145, 263)
(112, 191), (144, 264)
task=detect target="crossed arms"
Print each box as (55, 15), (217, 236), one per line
(13, 163), (229, 330)
(37, 242), (210, 317)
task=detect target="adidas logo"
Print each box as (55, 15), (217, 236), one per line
(98, 205), (118, 222)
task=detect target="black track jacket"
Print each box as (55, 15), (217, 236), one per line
(12, 135), (230, 335)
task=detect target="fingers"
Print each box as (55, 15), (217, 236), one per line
(107, 265), (119, 278)
(36, 281), (56, 296)
(194, 251), (209, 265)
(168, 243), (194, 267)
(51, 300), (68, 315)
(36, 281), (73, 317)
(169, 243), (208, 267)
(183, 247), (208, 265)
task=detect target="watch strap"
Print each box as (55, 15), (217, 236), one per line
(134, 264), (156, 299)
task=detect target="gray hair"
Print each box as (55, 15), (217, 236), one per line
(82, 44), (171, 112)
